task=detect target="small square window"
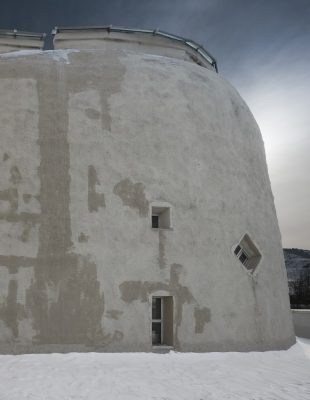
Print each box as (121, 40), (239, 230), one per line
(151, 204), (171, 229)
(233, 234), (261, 273)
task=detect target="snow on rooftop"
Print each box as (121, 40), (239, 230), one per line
(0, 338), (309, 400)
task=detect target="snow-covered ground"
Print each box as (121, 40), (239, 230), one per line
(0, 339), (309, 400)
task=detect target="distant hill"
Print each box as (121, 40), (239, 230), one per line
(284, 248), (310, 282)
(284, 248), (310, 308)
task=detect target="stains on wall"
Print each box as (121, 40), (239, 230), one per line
(66, 51), (126, 133)
(0, 279), (18, 337)
(0, 157), (40, 224)
(106, 309), (123, 320)
(158, 229), (167, 269)
(194, 306), (211, 333)
(85, 108), (100, 120)
(0, 51), (127, 350)
(0, 187), (40, 223)
(10, 166), (22, 184)
(113, 178), (149, 217)
(119, 281), (149, 303)
(20, 221), (34, 243)
(0, 256), (35, 274)
(1, 212), (40, 224)
(0, 187), (18, 215)
(21, 65), (108, 346)
(27, 254), (105, 345)
(88, 165), (105, 212)
(0, 267), (35, 340)
(119, 263), (211, 349)
(78, 232), (89, 243)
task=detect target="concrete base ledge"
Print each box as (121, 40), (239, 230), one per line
(292, 309), (310, 339)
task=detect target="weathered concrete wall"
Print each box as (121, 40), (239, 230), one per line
(292, 310), (310, 338)
(0, 46), (295, 353)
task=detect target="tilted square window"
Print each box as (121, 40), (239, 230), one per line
(234, 234), (261, 273)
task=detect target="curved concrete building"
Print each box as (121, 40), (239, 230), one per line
(0, 27), (295, 353)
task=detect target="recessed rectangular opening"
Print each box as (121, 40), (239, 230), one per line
(152, 296), (173, 346)
(151, 205), (171, 229)
(234, 234), (261, 273)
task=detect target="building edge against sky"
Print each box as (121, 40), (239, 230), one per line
(0, 27), (295, 353)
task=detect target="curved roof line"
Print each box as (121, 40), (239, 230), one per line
(53, 25), (218, 72)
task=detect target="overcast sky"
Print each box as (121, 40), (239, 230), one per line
(1, 0), (309, 249)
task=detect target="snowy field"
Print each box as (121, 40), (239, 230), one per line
(0, 339), (309, 400)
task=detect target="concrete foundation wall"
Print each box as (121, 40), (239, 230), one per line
(0, 47), (295, 353)
(292, 310), (310, 339)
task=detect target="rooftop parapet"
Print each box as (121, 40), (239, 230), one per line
(52, 26), (218, 72)
(0, 29), (46, 53)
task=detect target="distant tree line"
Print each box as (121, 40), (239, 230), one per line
(290, 268), (310, 309)
(283, 248), (310, 309)
(284, 248), (310, 259)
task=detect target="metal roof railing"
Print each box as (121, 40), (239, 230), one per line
(0, 29), (46, 41)
(53, 25), (218, 72)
